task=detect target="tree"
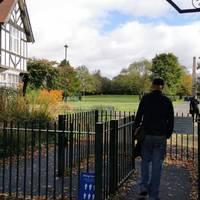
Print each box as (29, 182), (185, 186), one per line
(92, 70), (103, 94)
(27, 58), (58, 89)
(112, 59), (152, 95)
(176, 66), (192, 97)
(177, 74), (192, 96)
(127, 59), (152, 94)
(152, 53), (183, 94)
(76, 66), (96, 95)
(55, 60), (80, 97)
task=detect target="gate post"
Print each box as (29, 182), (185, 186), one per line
(58, 115), (66, 177)
(198, 116), (200, 200)
(131, 115), (135, 169)
(95, 122), (103, 200)
(109, 120), (118, 194)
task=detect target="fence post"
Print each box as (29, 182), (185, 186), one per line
(198, 116), (200, 200)
(131, 115), (135, 169)
(109, 120), (118, 195)
(58, 115), (66, 177)
(95, 110), (99, 123)
(95, 122), (103, 200)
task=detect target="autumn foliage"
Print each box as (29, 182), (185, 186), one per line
(38, 89), (63, 104)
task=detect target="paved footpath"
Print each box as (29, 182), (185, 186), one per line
(123, 102), (194, 200)
(123, 160), (192, 200)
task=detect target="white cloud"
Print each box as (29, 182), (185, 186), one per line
(26, 0), (200, 78)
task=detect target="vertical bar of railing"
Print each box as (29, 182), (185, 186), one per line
(187, 131), (189, 160)
(58, 115), (66, 177)
(95, 110), (99, 128)
(84, 112), (86, 131)
(24, 122), (27, 199)
(69, 123), (74, 200)
(106, 121), (109, 197)
(2, 122), (7, 194)
(176, 132), (178, 160)
(38, 123), (42, 197)
(53, 122), (57, 200)
(16, 122), (20, 199)
(77, 124), (81, 198)
(9, 122), (13, 196)
(170, 136), (172, 159)
(123, 117), (126, 176)
(198, 117), (200, 200)
(181, 133), (183, 160)
(31, 122), (34, 199)
(95, 122), (103, 200)
(132, 115), (135, 169)
(46, 122), (49, 200)
(66, 115), (69, 170)
(193, 117), (195, 160)
(109, 120), (118, 195)
(103, 122), (106, 199)
(101, 110), (103, 122)
(87, 124), (90, 172)
(73, 114), (76, 166)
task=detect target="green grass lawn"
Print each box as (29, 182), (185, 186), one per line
(68, 95), (140, 111)
(52, 95), (185, 117)
(66, 95), (183, 112)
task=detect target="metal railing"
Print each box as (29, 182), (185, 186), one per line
(95, 115), (135, 199)
(0, 121), (95, 199)
(0, 111), (197, 199)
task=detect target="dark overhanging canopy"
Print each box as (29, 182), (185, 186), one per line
(166, 0), (200, 13)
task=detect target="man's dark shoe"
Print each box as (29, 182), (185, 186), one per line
(137, 197), (146, 200)
(139, 190), (148, 196)
(139, 186), (148, 196)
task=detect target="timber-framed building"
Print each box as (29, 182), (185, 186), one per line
(0, 0), (34, 88)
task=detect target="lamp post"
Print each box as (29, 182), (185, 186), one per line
(63, 44), (68, 102)
(197, 57), (200, 97)
(192, 57), (197, 97)
(64, 44), (68, 61)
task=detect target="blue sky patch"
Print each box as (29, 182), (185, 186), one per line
(101, 10), (134, 33)
(101, 10), (200, 33)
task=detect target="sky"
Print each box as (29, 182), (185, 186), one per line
(26, 0), (200, 78)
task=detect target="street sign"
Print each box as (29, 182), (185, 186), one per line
(79, 172), (95, 200)
(174, 116), (193, 134)
(166, 0), (200, 13)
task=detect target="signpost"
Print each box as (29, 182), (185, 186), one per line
(166, 0), (200, 13)
(79, 173), (95, 200)
(174, 117), (193, 134)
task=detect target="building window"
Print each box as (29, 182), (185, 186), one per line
(10, 26), (20, 54)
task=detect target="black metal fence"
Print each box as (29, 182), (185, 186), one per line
(0, 111), (135, 199)
(95, 116), (135, 200)
(0, 110), (197, 199)
(167, 113), (196, 161)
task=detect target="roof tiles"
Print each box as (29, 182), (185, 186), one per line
(0, 0), (15, 23)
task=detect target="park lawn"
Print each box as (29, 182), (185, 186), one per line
(52, 95), (184, 117)
(66, 95), (183, 112)
(68, 95), (140, 112)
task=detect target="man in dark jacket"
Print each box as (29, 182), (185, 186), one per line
(190, 96), (199, 121)
(134, 78), (174, 200)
